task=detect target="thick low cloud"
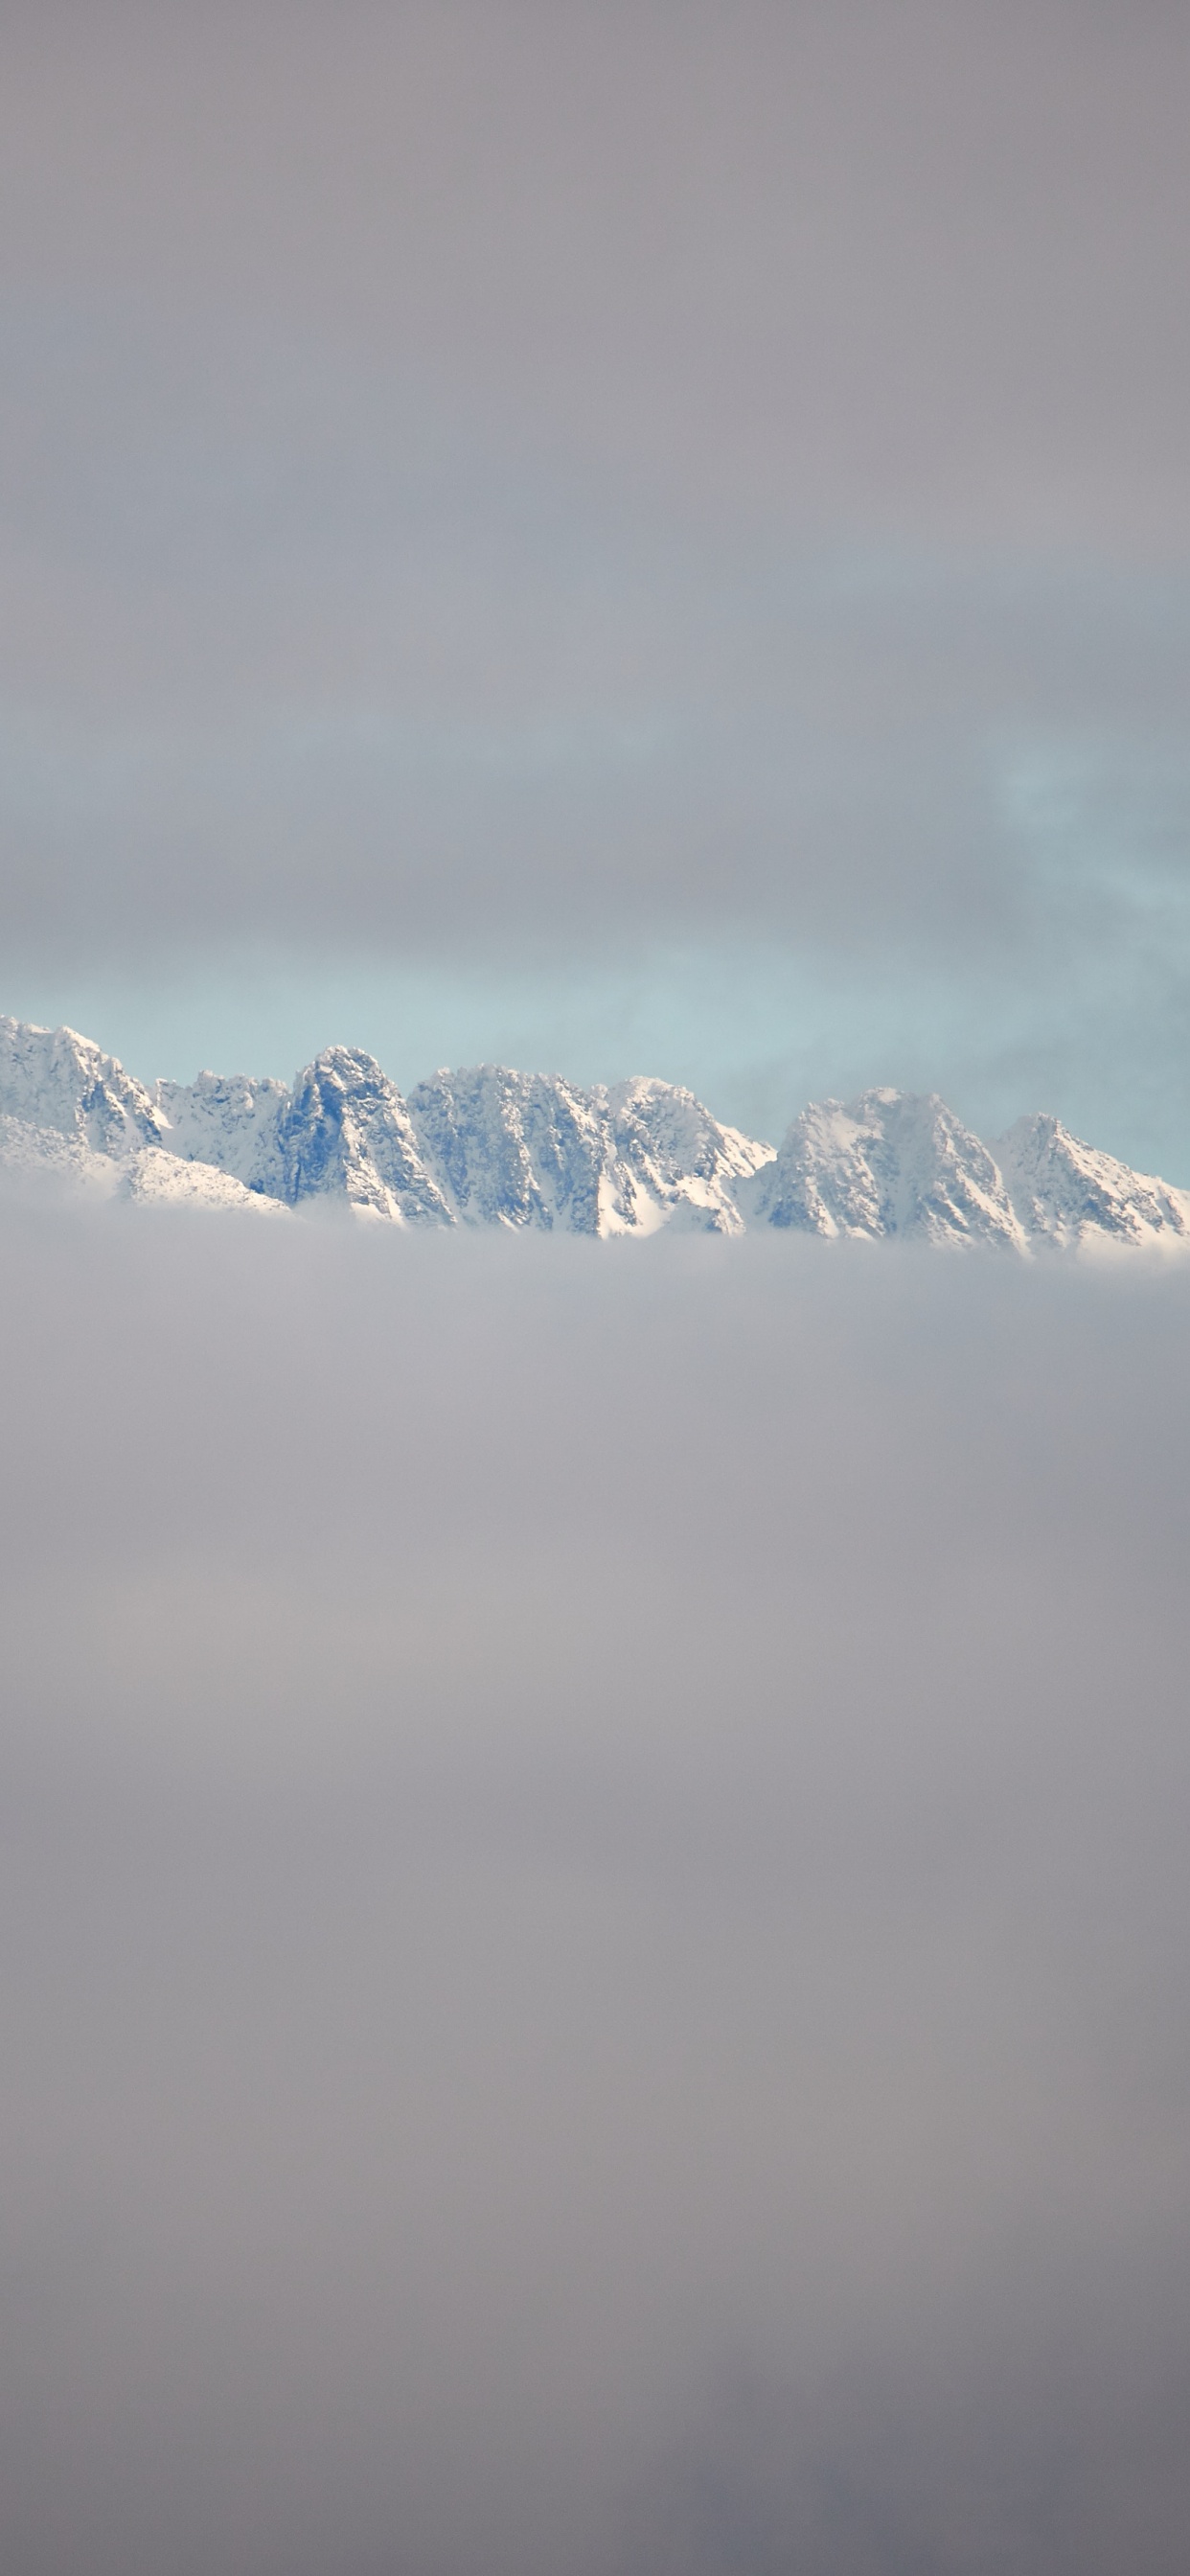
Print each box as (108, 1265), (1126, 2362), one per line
(2, 1195), (1188, 2573)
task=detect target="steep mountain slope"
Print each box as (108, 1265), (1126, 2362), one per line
(154, 1054), (775, 1233)
(153, 1070), (291, 1196)
(406, 1066), (618, 1231)
(995, 1114), (1190, 1248)
(751, 1090), (1027, 1248)
(0, 1107), (286, 1213)
(120, 1149), (286, 1213)
(0, 1111), (123, 1198)
(4, 1013), (1189, 1251)
(0, 1017), (164, 1156)
(156, 1051), (451, 1221)
(274, 1050), (453, 1223)
(0, 1022), (285, 1211)
(607, 1076), (774, 1232)
(404, 1065), (769, 1232)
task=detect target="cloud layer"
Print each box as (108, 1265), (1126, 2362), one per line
(3, 7), (1190, 1166)
(0, 5), (1187, 948)
(6, 2), (1190, 541)
(2, 1200), (1188, 2572)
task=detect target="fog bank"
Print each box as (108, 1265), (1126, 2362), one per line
(1, 1204), (1188, 2572)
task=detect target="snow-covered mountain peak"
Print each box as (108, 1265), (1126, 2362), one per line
(995, 1112), (1190, 1248)
(755, 1088), (1026, 1248)
(407, 1064), (618, 1231)
(401, 1063), (772, 1234)
(153, 1067), (291, 1197)
(279, 1048), (452, 1223)
(3, 1011), (1188, 1251)
(604, 1074), (774, 1233)
(606, 1073), (772, 1177)
(0, 1016), (163, 1156)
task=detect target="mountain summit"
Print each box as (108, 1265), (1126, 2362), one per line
(2, 1015), (1187, 1251)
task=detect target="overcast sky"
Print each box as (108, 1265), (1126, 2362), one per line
(4, 0), (1190, 1165)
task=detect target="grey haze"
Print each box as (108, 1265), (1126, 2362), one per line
(0, 1200), (1188, 2571)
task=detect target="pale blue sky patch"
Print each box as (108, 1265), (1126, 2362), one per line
(11, 913), (1190, 1185)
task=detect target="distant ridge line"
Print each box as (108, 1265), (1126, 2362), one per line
(1, 1014), (1188, 1251)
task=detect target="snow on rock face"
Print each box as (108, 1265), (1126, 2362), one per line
(0, 1100), (287, 1215)
(753, 1090), (1027, 1249)
(404, 1066), (772, 1233)
(0, 1017), (163, 1157)
(273, 1049), (452, 1224)
(995, 1115), (1190, 1248)
(119, 1149), (288, 1213)
(0, 1111), (123, 1198)
(407, 1067), (618, 1231)
(0, 1026), (287, 1213)
(5, 1011), (1190, 1251)
(607, 1077), (774, 1234)
(156, 1050), (452, 1223)
(153, 1070), (291, 1197)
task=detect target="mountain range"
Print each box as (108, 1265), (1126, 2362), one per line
(2, 1013), (1188, 1253)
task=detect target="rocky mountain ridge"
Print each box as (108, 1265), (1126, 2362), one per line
(2, 1014), (1187, 1251)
